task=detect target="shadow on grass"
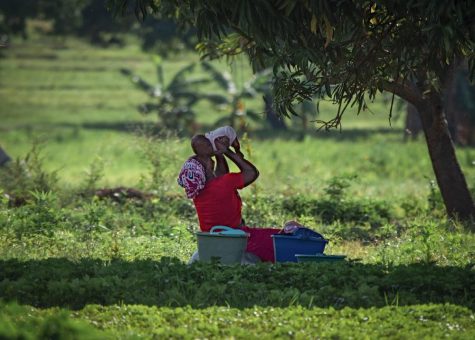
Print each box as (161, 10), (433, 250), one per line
(0, 122), (157, 134)
(0, 258), (473, 310)
(3, 121), (405, 142)
(250, 126), (403, 142)
(71, 123), (404, 142)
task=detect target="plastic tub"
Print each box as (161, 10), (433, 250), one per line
(196, 226), (249, 265)
(272, 233), (328, 262)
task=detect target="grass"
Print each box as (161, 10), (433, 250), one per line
(1, 31), (475, 339)
(2, 302), (474, 339)
(1, 127), (446, 198)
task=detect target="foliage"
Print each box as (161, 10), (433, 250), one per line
(0, 257), (474, 310)
(0, 141), (58, 204)
(0, 302), (111, 339)
(40, 0), (91, 36)
(281, 175), (393, 239)
(200, 62), (270, 130)
(134, 130), (183, 193)
(112, 0), (475, 221)
(2, 27), (475, 339)
(0, 0), (197, 51)
(0, 0), (103, 42)
(121, 58), (216, 133)
(81, 156), (105, 196)
(372, 219), (475, 267)
(5, 191), (64, 238)
(140, 18), (198, 56)
(1, 302), (474, 339)
(0, 0), (38, 41)
(112, 0), (475, 122)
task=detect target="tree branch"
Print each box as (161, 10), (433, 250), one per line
(381, 80), (424, 107)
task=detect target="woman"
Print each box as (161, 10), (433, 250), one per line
(178, 135), (280, 262)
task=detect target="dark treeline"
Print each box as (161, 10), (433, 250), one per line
(0, 0), (196, 55)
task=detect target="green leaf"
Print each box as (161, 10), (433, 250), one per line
(310, 14), (317, 34)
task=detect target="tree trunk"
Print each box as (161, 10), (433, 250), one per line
(382, 80), (475, 222)
(404, 103), (423, 141)
(417, 99), (475, 220)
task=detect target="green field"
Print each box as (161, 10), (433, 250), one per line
(5, 33), (471, 199)
(1, 33), (475, 339)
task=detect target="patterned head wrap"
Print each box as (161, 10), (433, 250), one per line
(177, 158), (206, 199)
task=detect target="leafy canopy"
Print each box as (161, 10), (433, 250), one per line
(110, 0), (475, 128)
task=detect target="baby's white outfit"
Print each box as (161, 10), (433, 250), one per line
(205, 126), (237, 151)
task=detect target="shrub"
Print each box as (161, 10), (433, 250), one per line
(282, 176), (393, 240)
(6, 191), (64, 238)
(0, 302), (110, 339)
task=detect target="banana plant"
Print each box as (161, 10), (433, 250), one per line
(120, 56), (213, 133)
(200, 62), (269, 130)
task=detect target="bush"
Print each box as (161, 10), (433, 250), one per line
(282, 176), (393, 240)
(0, 302), (110, 339)
(5, 191), (64, 238)
(284, 176), (391, 224)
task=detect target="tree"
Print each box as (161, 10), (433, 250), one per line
(404, 103), (423, 141)
(109, 0), (475, 221)
(140, 18), (197, 56)
(404, 61), (475, 145)
(40, 0), (90, 37)
(0, 0), (38, 40)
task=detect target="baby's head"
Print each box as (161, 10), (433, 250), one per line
(191, 134), (214, 157)
(215, 135), (231, 148)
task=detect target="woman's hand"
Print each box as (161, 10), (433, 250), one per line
(214, 139), (229, 154)
(231, 138), (241, 153)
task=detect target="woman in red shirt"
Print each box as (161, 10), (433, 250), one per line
(178, 135), (279, 262)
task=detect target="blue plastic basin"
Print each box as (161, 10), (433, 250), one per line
(295, 254), (346, 263)
(272, 234), (328, 262)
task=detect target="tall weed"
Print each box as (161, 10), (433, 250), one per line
(135, 130), (183, 195)
(0, 141), (58, 204)
(80, 156), (105, 195)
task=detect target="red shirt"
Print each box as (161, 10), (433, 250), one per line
(193, 173), (245, 232)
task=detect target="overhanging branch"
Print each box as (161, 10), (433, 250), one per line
(381, 80), (423, 107)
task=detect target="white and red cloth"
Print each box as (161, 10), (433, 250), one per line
(177, 157), (206, 199)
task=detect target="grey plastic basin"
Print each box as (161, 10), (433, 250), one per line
(196, 231), (249, 265)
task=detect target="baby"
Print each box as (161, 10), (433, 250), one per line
(205, 126), (241, 155)
(180, 126), (242, 193)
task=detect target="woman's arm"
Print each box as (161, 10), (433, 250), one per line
(223, 148), (259, 187)
(214, 154), (229, 177)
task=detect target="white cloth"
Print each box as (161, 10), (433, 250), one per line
(205, 126), (237, 151)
